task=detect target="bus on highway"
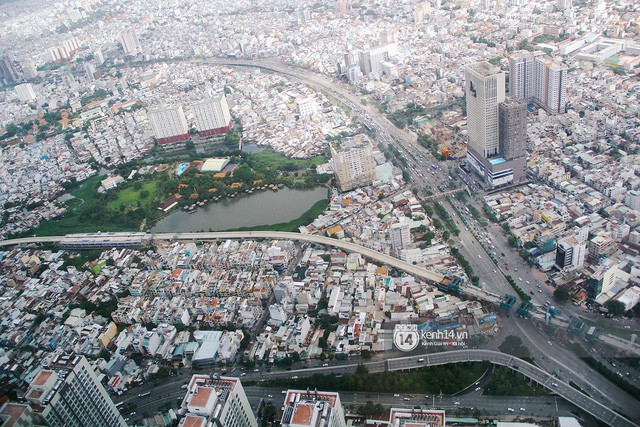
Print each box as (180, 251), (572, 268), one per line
(115, 402), (124, 408)
(138, 392), (151, 397)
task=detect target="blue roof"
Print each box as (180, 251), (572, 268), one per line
(489, 157), (506, 165)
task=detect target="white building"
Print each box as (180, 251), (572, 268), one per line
(465, 61), (505, 159)
(281, 390), (346, 427)
(26, 355), (127, 427)
(148, 105), (190, 145)
(615, 286), (640, 311)
(120, 29), (141, 55)
(14, 83), (36, 102)
(508, 52), (567, 114)
(389, 408), (446, 427)
(624, 190), (640, 212)
(94, 49), (105, 66)
(534, 58), (568, 114)
(555, 235), (586, 271)
(509, 51), (544, 100)
(296, 97), (318, 117)
(359, 43), (398, 75)
(390, 222), (412, 252)
(101, 174), (125, 190)
(330, 137), (376, 192)
(180, 375), (257, 427)
(192, 94), (232, 137)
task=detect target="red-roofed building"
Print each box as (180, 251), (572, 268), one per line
(281, 389), (346, 427)
(0, 402), (45, 427)
(180, 374), (256, 427)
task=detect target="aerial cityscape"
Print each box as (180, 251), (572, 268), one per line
(0, 0), (639, 426)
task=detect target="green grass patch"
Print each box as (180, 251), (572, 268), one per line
(108, 180), (160, 211)
(250, 149), (326, 170)
(33, 175), (141, 236)
(91, 260), (107, 275)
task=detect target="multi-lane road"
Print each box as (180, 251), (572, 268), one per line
(3, 57), (639, 425)
(116, 348), (638, 427)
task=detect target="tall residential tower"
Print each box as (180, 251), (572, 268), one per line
(192, 94), (232, 137)
(120, 29), (141, 55)
(509, 52), (568, 114)
(148, 105), (190, 145)
(26, 355), (127, 427)
(178, 374), (257, 427)
(330, 136), (376, 192)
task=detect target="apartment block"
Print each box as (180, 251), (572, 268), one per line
(179, 375), (257, 427)
(26, 355), (127, 427)
(192, 94), (232, 137)
(148, 105), (190, 145)
(281, 389), (346, 427)
(330, 136), (376, 192)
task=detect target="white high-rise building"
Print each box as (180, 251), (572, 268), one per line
(534, 58), (568, 114)
(281, 389), (346, 427)
(508, 52), (567, 114)
(14, 83), (36, 102)
(359, 43), (397, 75)
(508, 51), (543, 99)
(296, 97), (318, 117)
(178, 375), (257, 427)
(465, 61), (505, 159)
(94, 49), (105, 66)
(120, 29), (141, 55)
(84, 62), (96, 81)
(26, 355), (127, 427)
(557, 0), (573, 9)
(21, 61), (38, 79)
(192, 94), (232, 137)
(390, 221), (412, 252)
(330, 136), (376, 192)
(148, 105), (190, 145)
(465, 61), (527, 188)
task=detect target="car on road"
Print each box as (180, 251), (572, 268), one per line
(394, 394), (400, 397)
(478, 255), (481, 259)
(520, 408), (526, 411)
(474, 387), (481, 392)
(453, 401), (460, 405)
(268, 394), (273, 398)
(551, 382), (558, 387)
(403, 397), (410, 401)
(507, 408), (514, 412)
(322, 363), (329, 367)
(538, 289), (542, 293)
(292, 376), (299, 379)
(241, 373), (246, 376)
(254, 368), (260, 372)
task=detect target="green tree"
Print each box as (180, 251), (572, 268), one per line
(224, 130), (240, 147)
(260, 403), (276, 427)
(554, 287), (570, 303)
(605, 300), (626, 317)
